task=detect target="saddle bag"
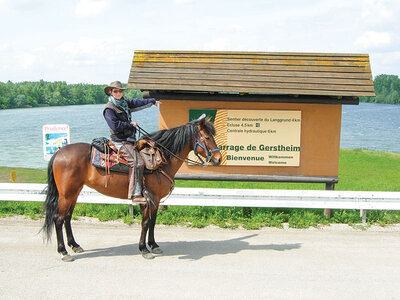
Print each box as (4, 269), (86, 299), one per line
(137, 139), (166, 171)
(92, 137), (112, 153)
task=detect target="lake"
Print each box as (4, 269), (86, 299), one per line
(0, 102), (399, 169)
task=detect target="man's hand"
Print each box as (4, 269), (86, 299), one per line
(131, 121), (138, 127)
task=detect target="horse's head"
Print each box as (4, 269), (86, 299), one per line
(192, 116), (222, 166)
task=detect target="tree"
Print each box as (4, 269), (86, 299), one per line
(14, 94), (28, 108)
(361, 74), (400, 104)
(389, 90), (399, 104)
(50, 91), (69, 106)
(0, 96), (9, 109)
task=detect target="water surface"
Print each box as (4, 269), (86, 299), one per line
(0, 102), (398, 169)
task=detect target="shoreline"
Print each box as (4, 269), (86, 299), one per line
(0, 148), (399, 170)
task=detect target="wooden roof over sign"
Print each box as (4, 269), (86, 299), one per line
(127, 50), (375, 97)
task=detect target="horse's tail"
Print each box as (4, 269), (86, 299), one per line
(41, 153), (59, 241)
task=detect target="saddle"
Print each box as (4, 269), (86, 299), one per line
(90, 137), (167, 174)
(90, 138), (129, 173)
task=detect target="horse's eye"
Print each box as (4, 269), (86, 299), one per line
(205, 137), (210, 140)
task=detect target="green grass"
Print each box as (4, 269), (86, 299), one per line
(0, 166), (47, 184)
(175, 149), (400, 191)
(0, 201), (43, 220)
(1, 149), (400, 228)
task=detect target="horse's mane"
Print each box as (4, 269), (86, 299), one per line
(143, 119), (215, 160)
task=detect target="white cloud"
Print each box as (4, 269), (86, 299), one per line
(56, 36), (129, 66)
(15, 52), (38, 69)
(203, 38), (230, 51)
(0, 43), (9, 51)
(173, 0), (194, 4)
(369, 51), (400, 76)
(0, 0), (47, 12)
(31, 47), (46, 53)
(75, 0), (108, 17)
(361, 0), (393, 24)
(229, 24), (243, 32)
(354, 31), (391, 49)
(2, 0), (400, 82)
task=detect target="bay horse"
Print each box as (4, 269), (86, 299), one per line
(42, 117), (222, 261)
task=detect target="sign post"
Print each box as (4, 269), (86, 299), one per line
(10, 170), (16, 183)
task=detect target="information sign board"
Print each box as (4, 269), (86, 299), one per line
(189, 109), (301, 166)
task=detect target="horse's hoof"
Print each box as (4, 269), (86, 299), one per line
(61, 254), (75, 262)
(72, 246), (84, 253)
(142, 252), (155, 260)
(152, 247), (163, 254)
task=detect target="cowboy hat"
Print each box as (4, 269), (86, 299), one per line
(104, 81), (127, 95)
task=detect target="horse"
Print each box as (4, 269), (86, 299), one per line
(41, 117), (222, 261)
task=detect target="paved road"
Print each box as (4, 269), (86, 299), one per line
(1, 217), (400, 299)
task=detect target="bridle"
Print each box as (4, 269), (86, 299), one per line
(190, 125), (220, 165)
(137, 123), (219, 167)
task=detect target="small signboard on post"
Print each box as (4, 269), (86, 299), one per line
(42, 124), (70, 161)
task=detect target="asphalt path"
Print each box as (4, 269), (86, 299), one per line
(1, 217), (400, 299)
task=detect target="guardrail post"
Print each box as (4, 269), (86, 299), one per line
(324, 183), (335, 219)
(360, 209), (367, 223)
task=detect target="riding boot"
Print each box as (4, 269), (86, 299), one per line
(131, 151), (146, 205)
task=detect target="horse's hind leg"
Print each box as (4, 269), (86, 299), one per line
(54, 171), (85, 261)
(65, 208), (84, 253)
(53, 211), (74, 262)
(55, 192), (82, 262)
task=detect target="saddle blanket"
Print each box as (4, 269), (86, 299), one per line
(90, 147), (130, 174)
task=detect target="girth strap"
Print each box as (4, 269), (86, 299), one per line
(158, 169), (175, 195)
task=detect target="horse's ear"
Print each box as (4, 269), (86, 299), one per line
(206, 116), (212, 122)
(197, 113), (206, 121)
(197, 113), (206, 128)
(199, 117), (205, 128)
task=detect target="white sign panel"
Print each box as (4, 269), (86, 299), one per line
(42, 124), (70, 161)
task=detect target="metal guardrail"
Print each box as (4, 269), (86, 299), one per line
(1, 183), (400, 222)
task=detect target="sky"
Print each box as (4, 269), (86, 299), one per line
(0, 0), (399, 84)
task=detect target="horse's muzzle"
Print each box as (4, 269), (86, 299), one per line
(211, 157), (221, 166)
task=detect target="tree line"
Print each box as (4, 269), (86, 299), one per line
(0, 75), (399, 109)
(0, 80), (142, 109)
(360, 74), (400, 104)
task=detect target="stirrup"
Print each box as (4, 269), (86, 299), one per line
(131, 195), (146, 205)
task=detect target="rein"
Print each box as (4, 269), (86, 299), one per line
(136, 124), (217, 167)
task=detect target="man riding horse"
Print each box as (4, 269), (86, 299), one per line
(103, 81), (159, 204)
(42, 106), (221, 261)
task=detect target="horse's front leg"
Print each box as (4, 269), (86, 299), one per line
(148, 208), (163, 254)
(139, 205), (154, 259)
